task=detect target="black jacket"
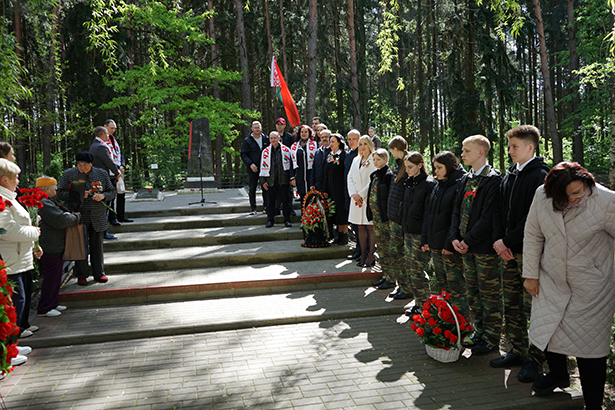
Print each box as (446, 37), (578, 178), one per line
(493, 157), (549, 254)
(402, 172), (436, 234)
(90, 139), (119, 176)
(367, 165), (393, 222)
(240, 132), (270, 174)
(38, 198), (80, 257)
(422, 165), (467, 250)
(310, 147), (327, 191)
(387, 159), (407, 225)
(447, 166), (501, 254)
(280, 131), (294, 148)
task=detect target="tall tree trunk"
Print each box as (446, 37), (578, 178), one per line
(14, 3), (26, 174)
(279, 0), (289, 78)
(464, 0), (477, 134)
(306, 0), (317, 122)
(333, 3), (344, 131)
(347, 0), (362, 130)
(567, 0), (582, 164)
(533, 0), (561, 163)
(42, 4), (60, 169)
(264, 0), (276, 124)
(356, 0), (368, 132)
(417, 0), (426, 152)
(608, 9), (615, 189)
(209, 0), (222, 186)
(234, 0), (252, 134)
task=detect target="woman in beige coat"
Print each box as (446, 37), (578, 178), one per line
(523, 162), (615, 410)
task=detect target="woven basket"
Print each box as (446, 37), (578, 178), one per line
(424, 300), (462, 363)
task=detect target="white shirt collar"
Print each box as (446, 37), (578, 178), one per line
(471, 164), (489, 175)
(517, 157), (536, 172)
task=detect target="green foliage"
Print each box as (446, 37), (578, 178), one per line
(376, 0), (401, 75)
(88, 0), (257, 174)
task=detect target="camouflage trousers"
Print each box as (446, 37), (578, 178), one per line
(433, 249), (469, 318)
(404, 233), (431, 304)
(388, 222), (407, 291)
(463, 253), (502, 346)
(502, 254), (544, 362)
(373, 220), (391, 281)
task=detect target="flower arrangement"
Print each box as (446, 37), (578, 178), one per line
(0, 260), (20, 375)
(17, 187), (48, 252)
(300, 190), (336, 233)
(410, 290), (473, 351)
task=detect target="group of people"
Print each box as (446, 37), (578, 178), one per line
(244, 118), (615, 410)
(0, 119), (130, 368)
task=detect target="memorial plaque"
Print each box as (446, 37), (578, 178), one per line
(186, 117), (217, 189)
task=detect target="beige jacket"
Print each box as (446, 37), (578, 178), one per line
(523, 184), (615, 358)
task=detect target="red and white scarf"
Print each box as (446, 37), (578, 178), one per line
(260, 144), (292, 177)
(96, 136), (119, 165)
(291, 140), (317, 170)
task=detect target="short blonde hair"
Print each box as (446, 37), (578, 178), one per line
(359, 135), (374, 155)
(0, 158), (20, 181)
(463, 135), (491, 154)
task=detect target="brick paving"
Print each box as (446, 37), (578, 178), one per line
(0, 190), (585, 409)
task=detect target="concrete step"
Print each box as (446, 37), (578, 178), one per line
(125, 202), (302, 218)
(30, 286), (409, 348)
(104, 224), (304, 251)
(59, 258), (380, 307)
(103, 240), (351, 274)
(108, 212), (301, 233)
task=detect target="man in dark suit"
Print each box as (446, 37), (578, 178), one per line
(57, 152), (116, 286)
(240, 121), (270, 215)
(90, 126), (121, 238)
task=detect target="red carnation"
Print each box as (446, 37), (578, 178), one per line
(427, 317), (437, 327)
(0, 322), (14, 339)
(422, 310), (431, 319)
(433, 326), (442, 335)
(416, 328), (425, 337)
(5, 343), (18, 365)
(448, 334), (458, 343)
(444, 330), (452, 338)
(410, 323), (417, 331)
(422, 302), (431, 310)
(418, 317), (426, 326)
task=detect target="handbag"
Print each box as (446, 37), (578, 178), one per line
(63, 224), (87, 261)
(116, 175), (126, 194)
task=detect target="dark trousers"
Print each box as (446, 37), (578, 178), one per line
(248, 171), (267, 211)
(267, 183), (290, 223)
(37, 256), (65, 314)
(116, 193), (126, 220)
(75, 223), (105, 279)
(544, 350), (606, 410)
(9, 269), (33, 331)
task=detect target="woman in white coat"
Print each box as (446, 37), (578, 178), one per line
(347, 135), (376, 267)
(523, 162), (615, 410)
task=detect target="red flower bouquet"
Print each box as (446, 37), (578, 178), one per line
(300, 190), (336, 248)
(0, 261), (20, 374)
(410, 290), (473, 362)
(18, 187), (48, 252)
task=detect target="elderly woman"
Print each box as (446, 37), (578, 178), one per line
(347, 135), (376, 266)
(57, 152), (116, 286)
(0, 158), (40, 365)
(523, 162), (615, 410)
(322, 133), (348, 245)
(36, 176), (80, 317)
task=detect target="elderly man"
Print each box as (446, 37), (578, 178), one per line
(103, 119), (132, 224)
(241, 121), (270, 215)
(260, 131), (293, 228)
(57, 151), (116, 286)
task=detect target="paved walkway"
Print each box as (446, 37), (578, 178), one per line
(0, 190), (585, 409)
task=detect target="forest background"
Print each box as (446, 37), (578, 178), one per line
(0, 0), (615, 190)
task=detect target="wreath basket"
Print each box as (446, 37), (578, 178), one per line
(300, 190), (335, 248)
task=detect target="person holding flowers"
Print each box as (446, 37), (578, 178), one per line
(0, 158), (40, 365)
(36, 176), (81, 317)
(322, 133), (348, 245)
(347, 135), (376, 267)
(57, 152), (116, 286)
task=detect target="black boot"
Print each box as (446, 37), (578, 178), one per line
(337, 232), (348, 245)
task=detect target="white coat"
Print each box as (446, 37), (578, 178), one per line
(0, 186), (38, 275)
(523, 184), (615, 358)
(347, 154), (376, 225)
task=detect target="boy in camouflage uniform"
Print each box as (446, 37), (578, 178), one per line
(491, 125), (549, 382)
(449, 135), (502, 355)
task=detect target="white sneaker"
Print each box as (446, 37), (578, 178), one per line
(16, 346), (31, 356)
(11, 355), (27, 366)
(55, 305), (67, 311)
(20, 330), (33, 338)
(41, 309), (61, 317)
(26, 325), (39, 332)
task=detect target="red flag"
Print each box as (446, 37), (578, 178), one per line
(271, 57), (301, 128)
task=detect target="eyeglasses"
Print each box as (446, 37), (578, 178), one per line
(568, 187), (586, 199)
